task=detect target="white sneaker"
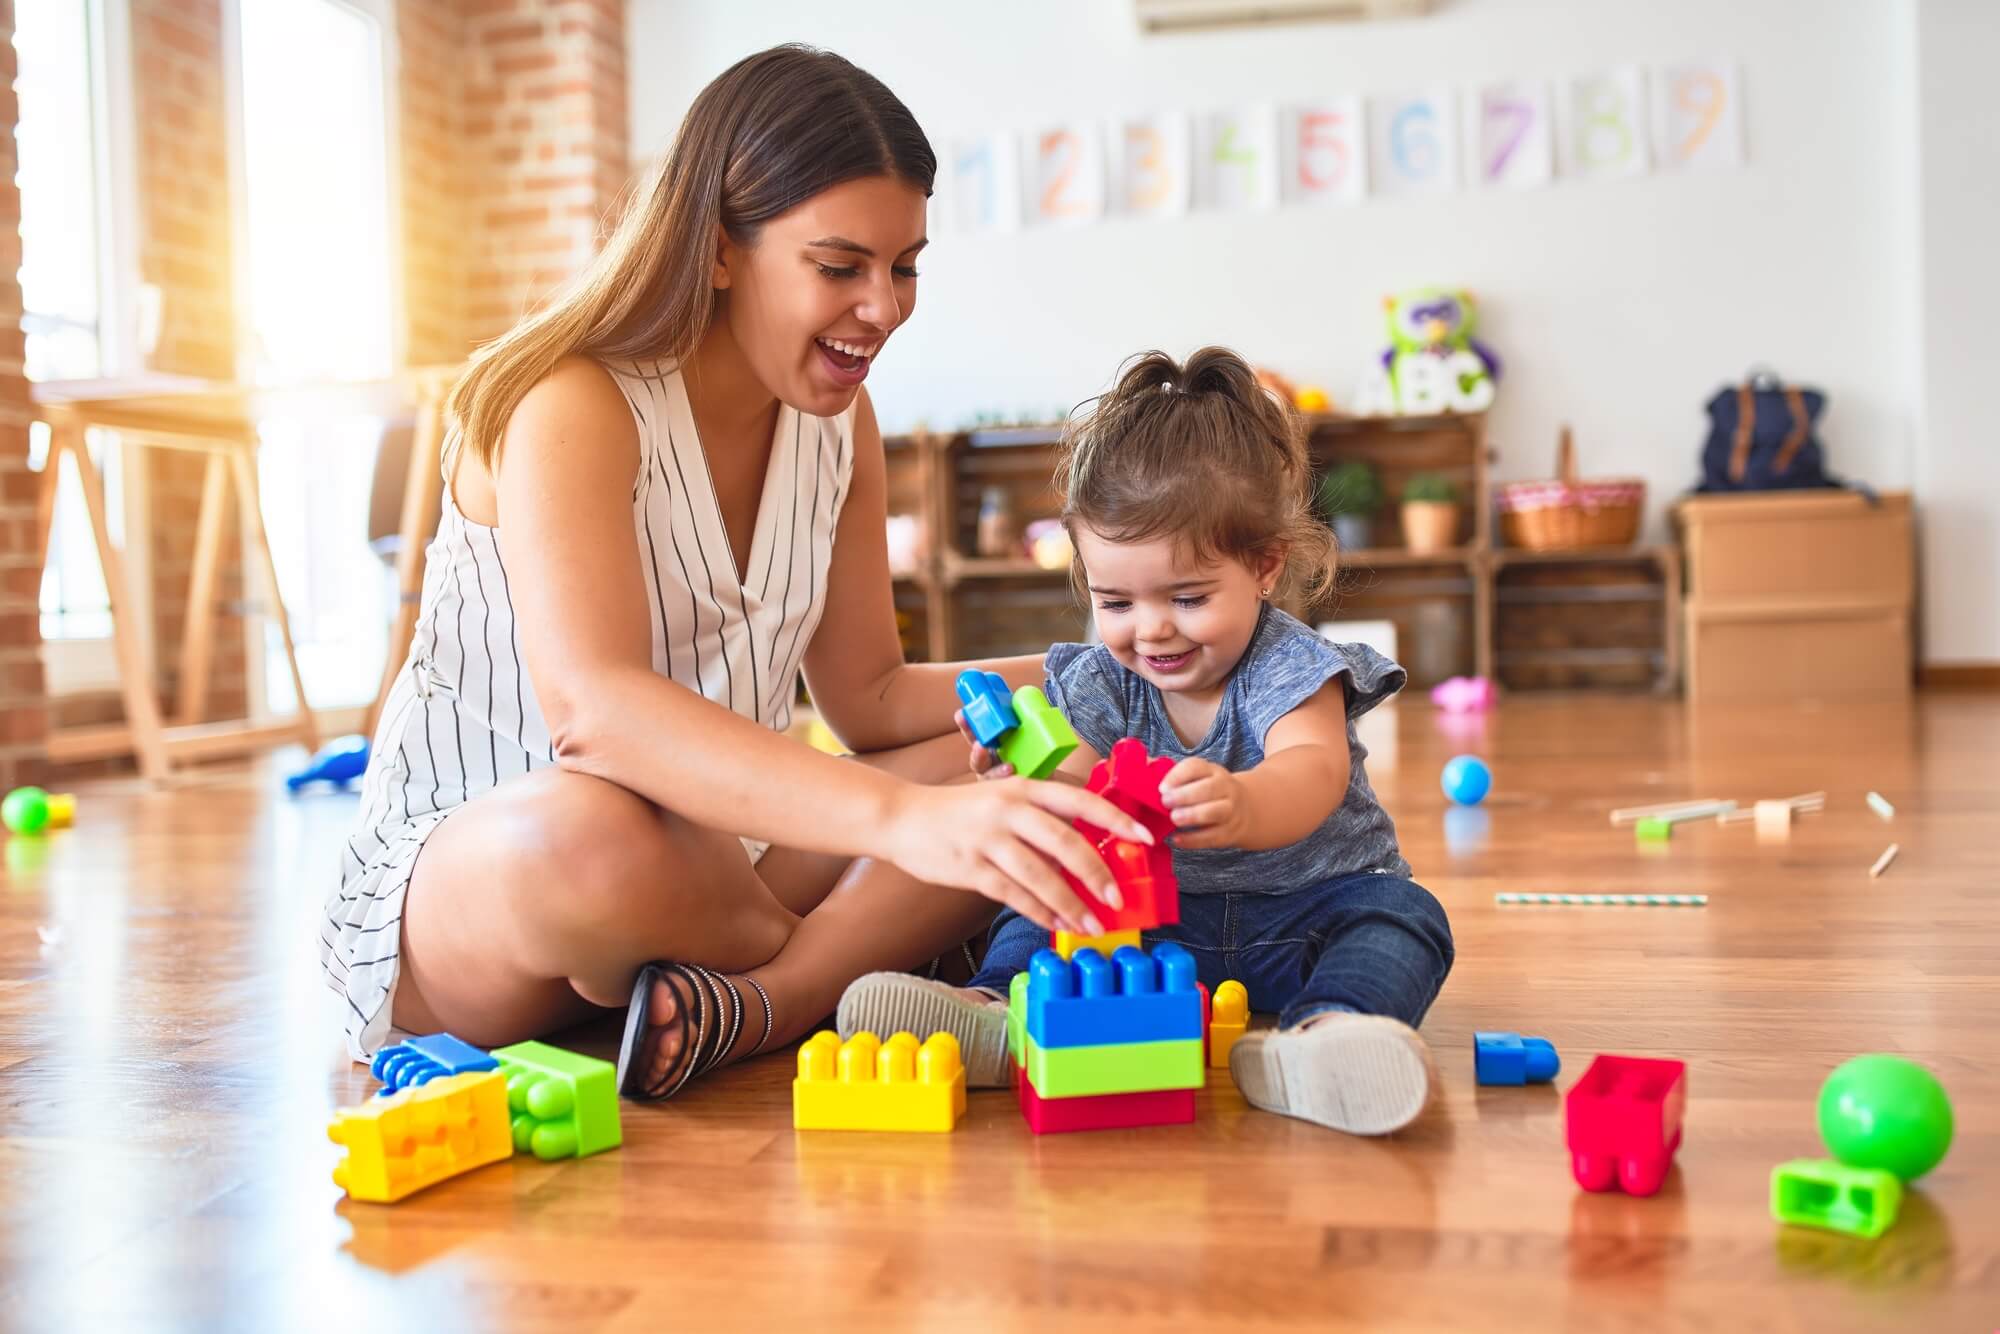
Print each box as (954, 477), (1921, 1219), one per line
(1228, 1012), (1435, 1135)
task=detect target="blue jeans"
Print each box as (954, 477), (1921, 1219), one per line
(967, 871), (1454, 1032)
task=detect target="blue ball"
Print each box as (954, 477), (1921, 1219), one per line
(1441, 754), (1491, 806)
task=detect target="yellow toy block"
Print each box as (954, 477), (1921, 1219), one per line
(329, 1069), (512, 1203)
(793, 1030), (966, 1132)
(1209, 979), (1249, 1069)
(1052, 927), (1143, 961)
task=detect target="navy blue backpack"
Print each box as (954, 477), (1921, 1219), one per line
(1697, 372), (1842, 493)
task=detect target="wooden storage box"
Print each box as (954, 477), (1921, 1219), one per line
(1676, 491), (1913, 702)
(1492, 548), (1680, 692)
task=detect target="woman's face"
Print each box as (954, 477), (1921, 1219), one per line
(715, 173), (927, 418)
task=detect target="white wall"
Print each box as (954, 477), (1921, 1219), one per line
(630, 0), (1989, 655)
(1909, 0), (2000, 664)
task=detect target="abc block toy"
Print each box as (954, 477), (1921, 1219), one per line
(794, 1030), (967, 1132)
(1051, 927), (1142, 961)
(1475, 1031), (1561, 1086)
(954, 669), (1019, 750)
(1015, 1062), (1196, 1134)
(1063, 739), (1181, 932)
(1565, 1053), (1687, 1196)
(1025, 942), (1203, 1049)
(371, 1032), (499, 1095)
(491, 1040), (623, 1160)
(1770, 1158), (1903, 1239)
(1209, 980), (1249, 1070)
(329, 1068), (513, 1203)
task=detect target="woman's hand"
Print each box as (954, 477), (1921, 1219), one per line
(1159, 757), (1249, 849)
(883, 778), (1148, 934)
(952, 708), (1013, 781)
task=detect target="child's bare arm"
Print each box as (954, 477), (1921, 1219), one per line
(1161, 680), (1350, 850)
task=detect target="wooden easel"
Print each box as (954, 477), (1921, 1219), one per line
(32, 380), (319, 781)
(362, 366), (456, 740)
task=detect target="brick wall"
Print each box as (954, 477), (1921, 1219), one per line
(130, 0), (245, 724)
(0, 0), (46, 789)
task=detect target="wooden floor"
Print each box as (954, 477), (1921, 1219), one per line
(1, 693), (1995, 1332)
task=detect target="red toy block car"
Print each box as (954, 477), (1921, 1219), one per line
(1565, 1054), (1687, 1196)
(1062, 739), (1180, 931)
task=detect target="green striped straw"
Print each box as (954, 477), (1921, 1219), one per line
(1496, 892), (1708, 907)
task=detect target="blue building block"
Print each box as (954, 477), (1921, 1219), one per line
(287, 734), (369, 792)
(1475, 1031), (1560, 1086)
(955, 669), (1019, 751)
(1025, 941), (1204, 1049)
(372, 1032), (500, 1095)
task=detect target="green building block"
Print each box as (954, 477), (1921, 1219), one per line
(1022, 1032), (1203, 1099)
(491, 1040), (622, 1160)
(998, 686), (1079, 780)
(1008, 971), (1027, 1067)
(1635, 816), (1672, 841)
(1770, 1158), (1902, 1238)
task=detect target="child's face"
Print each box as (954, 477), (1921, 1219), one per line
(1076, 528), (1282, 698)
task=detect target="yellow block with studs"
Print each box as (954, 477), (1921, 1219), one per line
(1209, 980), (1249, 1069)
(328, 1069), (512, 1203)
(1051, 928), (1143, 962)
(793, 1030), (966, 1132)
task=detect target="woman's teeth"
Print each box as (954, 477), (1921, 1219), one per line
(818, 337), (871, 359)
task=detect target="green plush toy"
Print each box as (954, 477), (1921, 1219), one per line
(1370, 288), (1500, 414)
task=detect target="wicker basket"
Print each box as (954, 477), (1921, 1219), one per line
(1498, 426), (1645, 550)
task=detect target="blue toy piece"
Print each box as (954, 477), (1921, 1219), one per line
(1475, 1031), (1560, 1086)
(1024, 941), (1204, 1049)
(955, 669), (1019, 751)
(287, 734), (370, 792)
(1441, 754), (1492, 806)
(371, 1032), (500, 1095)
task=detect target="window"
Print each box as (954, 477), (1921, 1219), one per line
(16, 0), (124, 647)
(228, 0), (400, 713)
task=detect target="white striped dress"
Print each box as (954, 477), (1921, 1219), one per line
(320, 358), (857, 1059)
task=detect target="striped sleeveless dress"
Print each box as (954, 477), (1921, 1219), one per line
(320, 358), (857, 1059)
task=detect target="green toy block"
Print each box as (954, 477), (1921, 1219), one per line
(1635, 816), (1672, 841)
(1770, 1158), (1902, 1238)
(1022, 1031), (1203, 1099)
(998, 686), (1079, 780)
(1008, 971), (1027, 1067)
(491, 1040), (622, 1160)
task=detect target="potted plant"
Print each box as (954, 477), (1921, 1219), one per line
(1317, 460), (1383, 552)
(1401, 473), (1460, 553)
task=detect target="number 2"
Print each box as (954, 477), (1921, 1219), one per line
(1040, 131), (1082, 218)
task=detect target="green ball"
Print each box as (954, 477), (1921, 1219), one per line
(1817, 1054), (1954, 1182)
(2, 786), (50, 836)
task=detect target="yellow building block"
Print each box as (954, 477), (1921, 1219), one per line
(329, 1069), (513, 1203)
(793, 1030), (966, 1132)
(1052, 927), (1143, 961)
(1209, 979), (1249, 1069)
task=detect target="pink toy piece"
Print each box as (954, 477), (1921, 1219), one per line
(1430, 676), (1496, 713)
(1565, 1053), (1687, 1196)
(1062, 738), (1180, 931)
(1013, 1059), (1196, 1134)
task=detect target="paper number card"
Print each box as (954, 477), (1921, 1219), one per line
(1653, 61), (1742, 170)
(1113, 113), (1190, 218)
(1471, 81), (1552, 188)
(1285, 98), (1366, 205)
(1199, 106), (1279, 211)
(1561, 68), (1649, 179)
(1369, 91), (1459, 196)
(1025, 124), (1105, 226)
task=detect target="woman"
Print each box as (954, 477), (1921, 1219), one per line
(320, 45), (1148, 1100)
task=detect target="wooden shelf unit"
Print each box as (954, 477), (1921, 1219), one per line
(879, 415), (1680, 692)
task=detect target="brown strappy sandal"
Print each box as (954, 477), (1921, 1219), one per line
(615, 960), (774, 1101)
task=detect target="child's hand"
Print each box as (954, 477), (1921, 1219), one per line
(1159, 757), (1248, 848)
(953, 708), (1014, 781)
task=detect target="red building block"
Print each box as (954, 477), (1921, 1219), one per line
(1565, 1054), (1688, 1196)
(1063, 738), (1180, 930)
(1012, 1058), (1196, 1134)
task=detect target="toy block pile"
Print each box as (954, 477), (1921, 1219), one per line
(956, 670), (1080, 779)
(329, 1033), (621, 1203)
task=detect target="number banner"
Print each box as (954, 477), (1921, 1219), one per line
(1560, 68), (1650, 180)
(1369, 90), (1459, 197)
(1023, 123), (1106, 226)
(947, 133), (1018, 234)
(1284, 98), (1366, 206)
(1470, 80), (1552, 189)
(1112, 113), (1191, 218)
(1198, 106), (1280, 211)
(1652, 60), (1742, 171)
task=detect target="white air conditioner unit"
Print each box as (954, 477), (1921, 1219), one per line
(1134, 0), (1430, 32)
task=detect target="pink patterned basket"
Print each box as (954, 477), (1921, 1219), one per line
(1498, 426), (1644, 549)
